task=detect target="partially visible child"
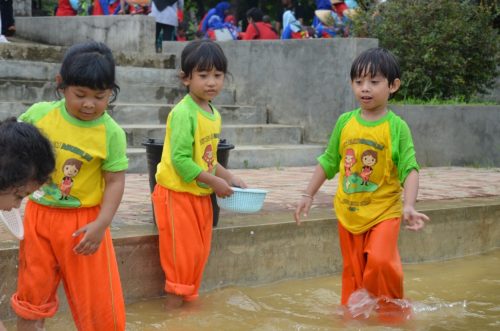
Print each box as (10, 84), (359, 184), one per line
(0, 118), (55, 331)
(294, 47), (429, 321)
(152, 39), (246, 308)
(11, 41), (128, 331)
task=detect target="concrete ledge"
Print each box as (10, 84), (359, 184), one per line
(0, 197), (499, 319)
(15, 16), (157, 54)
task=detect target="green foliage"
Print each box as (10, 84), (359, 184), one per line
(351, 0), (500, 102)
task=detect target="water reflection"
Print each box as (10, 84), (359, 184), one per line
(5, 249), (499, 330)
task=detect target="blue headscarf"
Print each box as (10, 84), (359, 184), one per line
(215, 1), (231, 19)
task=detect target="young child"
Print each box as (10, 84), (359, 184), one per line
(294, 47), (429, 321)
(152, 39), (246, 308)
(10, 41), (128, 331)
(0, 118), (55, 331)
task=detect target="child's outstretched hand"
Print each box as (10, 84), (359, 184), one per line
(72, 221), (107, 255)
(403, 205), (430, 231)
(294, 195), (314, 226)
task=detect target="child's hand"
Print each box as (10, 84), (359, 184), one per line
(212, 177), (234, 198)
(294, 195), (314, 226)
(403, 206), (430, 231)
(72, 221), (107, 255)
(230, 176), (247, 189)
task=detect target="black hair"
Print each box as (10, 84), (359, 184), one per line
(0, 118), (55, 192)
(180, 40), (228, 78)
(57, 40), (120, 102)
(246, 7), (264, 22)
(350, 47), (401, 86)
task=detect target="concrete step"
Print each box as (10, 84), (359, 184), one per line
(0, 42), (177, 69)
(0, 101), (264, 127)
(127, 144), (325, 173)
(122, 124), (303, 148)
(108, 103), (264, 125)
(0, 80), (237, 106)
(0, 60), (183, 86)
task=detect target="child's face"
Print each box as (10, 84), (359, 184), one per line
(0, 181), (40, 211)
(182, 67), (225, 106)
(351, 72), (400, 113)
(62, 86), (112, 121)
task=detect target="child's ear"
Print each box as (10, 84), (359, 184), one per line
(55, 74), (63, 87)
(179, 71), (189, 86)
(389, 78), (401, 94)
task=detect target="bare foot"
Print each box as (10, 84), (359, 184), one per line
(164, 293), (184, 311)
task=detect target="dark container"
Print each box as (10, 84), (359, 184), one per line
(142, 138), (234, 227)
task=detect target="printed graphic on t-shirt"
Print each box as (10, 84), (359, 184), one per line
(33, 158), (83, 207)
(342, 140), (382, 195)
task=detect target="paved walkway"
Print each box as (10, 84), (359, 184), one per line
(115, 166), (500, 226)
(1, 166), (500, 241)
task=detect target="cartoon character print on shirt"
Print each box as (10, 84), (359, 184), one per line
(202, 144), (215, 173)
(197, 143), (217, 189)
(33, 158), (84, 207)
(343, 149), (379, 194)
(59, 158), (83, 200)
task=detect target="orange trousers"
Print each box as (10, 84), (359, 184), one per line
(11, 201), (126, 331)
(338, 217), (403, 305)
(152, 185), (213, 301)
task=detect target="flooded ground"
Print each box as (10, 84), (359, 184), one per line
(4, 249), (499, 330)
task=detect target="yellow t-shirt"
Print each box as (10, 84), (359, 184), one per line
(318, 109), (419, 234)
(156, 95), (222, 196)
(20, 100), (128, 208)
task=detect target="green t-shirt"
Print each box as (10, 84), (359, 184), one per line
(20, 100), (128, 208)
(318, 108), (419, 234)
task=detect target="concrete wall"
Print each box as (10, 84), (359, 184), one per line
(14, 15), (156, 53)
(391, 105), (500, 167)
(163, 38), (378, 143)
(14, 0), (31, 17)
(1, 198), (499, 319)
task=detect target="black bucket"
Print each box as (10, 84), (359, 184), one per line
(142, 138), (234, 227)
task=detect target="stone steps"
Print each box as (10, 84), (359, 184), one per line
(122, 123), (304, 148)
(0, 42), (320, 171)
(0, 80), (237, 107)
(0, 101), (263, 125)
(127, 144), (324, 173)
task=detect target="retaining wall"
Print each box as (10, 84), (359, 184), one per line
(0, 197), (499, 320)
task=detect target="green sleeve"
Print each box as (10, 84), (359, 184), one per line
(169, 108), (203, 183)
(18, 101), (60, 124)
(390, 116), (420, 185)
(102, 117), (129, 172)
(317, 111), (354, 180)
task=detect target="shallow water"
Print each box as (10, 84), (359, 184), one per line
(4, 249), (500, 330)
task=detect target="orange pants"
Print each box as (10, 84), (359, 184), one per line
(11, 201), (126, 331)
(152, 185), (213, 301)
(338, 218), (403, 305)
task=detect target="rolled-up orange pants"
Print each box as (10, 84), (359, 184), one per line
(338, 217), (403, 305)
(11, 201), (126, 331)
(152, 184), (213, 301)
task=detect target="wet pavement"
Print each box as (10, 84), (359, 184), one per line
(1, 166), (500, 242)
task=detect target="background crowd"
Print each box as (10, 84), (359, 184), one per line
(32, 0), (367, 51)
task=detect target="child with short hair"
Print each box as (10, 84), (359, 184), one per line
(11, 41), (128, 331)
(294, 47), (429, 321)
(152, 39), (246, 308)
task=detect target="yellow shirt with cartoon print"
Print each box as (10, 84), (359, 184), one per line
(318, 108), (419, 234)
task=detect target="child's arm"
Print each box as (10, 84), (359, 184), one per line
(196, 163), (247, 198)
(294, 164), (327, 225)
(402, 169), (430, 231)
(72, 171), (125, 255)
